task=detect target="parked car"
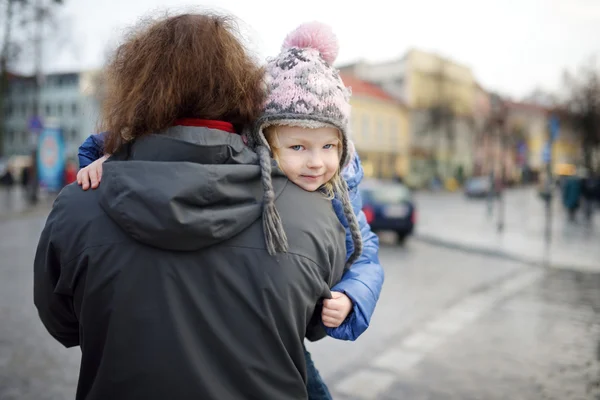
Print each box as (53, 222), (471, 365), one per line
(464, 176), (496, 198)
(360, 180), (416, 244)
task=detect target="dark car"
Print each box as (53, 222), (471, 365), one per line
(464, 176), (497, 198)
(360, 180), (416, 244)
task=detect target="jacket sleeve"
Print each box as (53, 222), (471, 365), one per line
(305, 301), (328, 342)
(78, 132), (107, 169)
(326, 154), (385, 341)
(33, 195), (80, 348)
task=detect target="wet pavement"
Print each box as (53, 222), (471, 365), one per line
(0, 187), (55, 220)
(1, 211), (599, 399)
(329, 267), (600, 400)
(0, 215), (80, 400)
(0, 187), (30, 218)
(414, 187), (600, 272)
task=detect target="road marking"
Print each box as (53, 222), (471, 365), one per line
(401, 331), (447, 352)
(334, 369), (398, 399)
(333, 268), (544, 399)
(371, 348), (424, 373)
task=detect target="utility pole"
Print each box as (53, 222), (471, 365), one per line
(496, 104), (507, 233)
(27, 0), (44, 204)
(486, 115), (495, 217)
(544, 115), (559, 245)
(0, 0), (16, 157)
(487, 94), (505, 224)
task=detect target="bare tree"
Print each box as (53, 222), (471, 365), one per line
(563, 58), (600, 174)
(0, 0), (20, 156)
(0, 0), (64, 157)
(415, 58), (476, 183)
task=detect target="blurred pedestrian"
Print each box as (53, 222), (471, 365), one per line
(561, 175), (581, 221)
(63, 160), (77, 186)
(20, 165), (30, 187)
(0, 168), (14, 187)
(34, 13), (347, 400)
(76, 21), (385, 400)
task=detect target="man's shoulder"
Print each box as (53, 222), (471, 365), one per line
(50, 184), (107, 234)
(274, 182), (345, 255)
(55, 183), (101, 212)
(276, 183), (339, 226)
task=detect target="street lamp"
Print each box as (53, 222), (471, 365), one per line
(489, 94), (507, 233)
(542, 115), (560, 245)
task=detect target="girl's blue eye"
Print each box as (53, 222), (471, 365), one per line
(323, 144), (335, 150)
(291, 145), (303, 151)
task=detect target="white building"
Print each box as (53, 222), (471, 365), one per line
(2, 70), (102, 158)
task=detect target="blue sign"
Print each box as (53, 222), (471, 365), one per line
(28, 116), (43, 132)
(549, 115), (560, 142)
(37, 127), (66, 192)
(517, 142), (528, 165)
(542, 142), (552, 163)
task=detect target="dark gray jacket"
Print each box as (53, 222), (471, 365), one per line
(33, 126), (346, 400)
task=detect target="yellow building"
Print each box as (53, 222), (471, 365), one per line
(403, 49), (476, 115)
(505, 102), (581, 177)
(341, 74), (410, 180)
(340, 49), (477, 186)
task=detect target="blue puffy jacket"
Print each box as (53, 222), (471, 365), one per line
(78, 134), (105, 169)
(328, 153), (384, 341)
(78, 133), (384, 341)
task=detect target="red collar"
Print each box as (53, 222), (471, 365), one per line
(174, 118), (236, 134)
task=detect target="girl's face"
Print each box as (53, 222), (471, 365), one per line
(269, 125), (341, 192)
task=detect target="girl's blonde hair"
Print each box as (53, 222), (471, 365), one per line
(264, 125), (344, 200)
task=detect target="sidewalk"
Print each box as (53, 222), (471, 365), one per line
(0, 186), (54, 220)
(413, 187), (600, 272)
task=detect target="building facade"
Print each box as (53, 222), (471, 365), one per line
(341, 74), (410, 180)
(2, 70), (101, 159)
(340, 49), (478, 187)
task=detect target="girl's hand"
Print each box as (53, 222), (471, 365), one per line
(322, 291), (353, 328)
(77, 155), (108, 190)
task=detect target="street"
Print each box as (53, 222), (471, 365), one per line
(1, 197), (599, 399)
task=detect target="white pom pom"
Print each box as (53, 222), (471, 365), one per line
(282, 22), (339, 65)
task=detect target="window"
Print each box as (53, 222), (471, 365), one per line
(390, 118), (398, 135)
(57, 104), (63, 116)
(362, 115), (370, 140)
(72, 103), (78, 115)
(390, 118), (399, 148)
(45, 104), (51, 116)
(11, 81), (21, 95)
(376, 117), (384, 143)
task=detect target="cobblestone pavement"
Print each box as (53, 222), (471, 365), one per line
(1, 213), (599, 399)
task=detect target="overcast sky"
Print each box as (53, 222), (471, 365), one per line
(28, 0), (600, 99)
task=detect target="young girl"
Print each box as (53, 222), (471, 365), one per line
(77, 22), (384, 399)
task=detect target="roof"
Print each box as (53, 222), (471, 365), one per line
(340, 73), (403, 105)
(6, 71), (35, 81)
(504, 100), (550, 114)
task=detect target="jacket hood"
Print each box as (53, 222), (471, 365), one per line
(98, 126), (272, 251)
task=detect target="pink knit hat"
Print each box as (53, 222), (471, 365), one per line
(251, 21), (353, 169)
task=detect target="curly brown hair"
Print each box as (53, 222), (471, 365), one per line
(100, 12), (265, 154)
